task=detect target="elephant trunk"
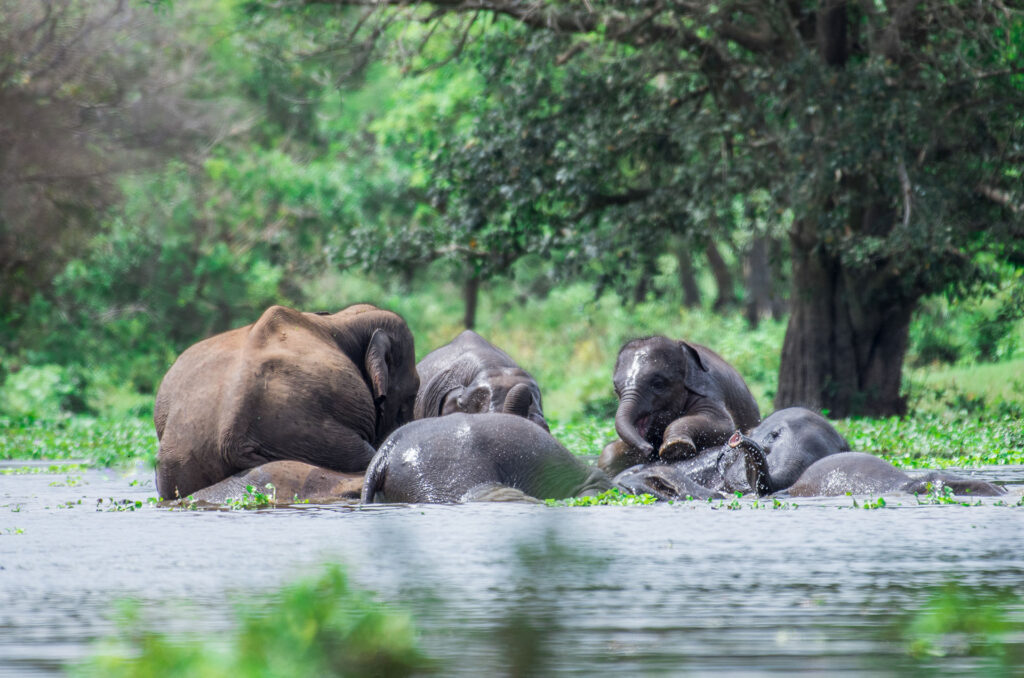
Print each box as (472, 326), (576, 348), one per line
(502, 383), (533, 418)
(729, 432), (772, 496)
(614, 391), (655, 458)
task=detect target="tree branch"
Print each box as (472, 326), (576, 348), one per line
(978, 184), (1022, 214)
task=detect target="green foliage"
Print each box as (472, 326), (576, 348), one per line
(900, 584), (1024, 671)
(0, 365), (90, 419)
(850, 496), (887, 510)
(836, 413), (1024, 470)
(78, 565), (428, 678)
(914, 485), (983, 507)
(224, 484), (277, 510)
(0, 417), (156, 468)
(546, 487), (657, 507)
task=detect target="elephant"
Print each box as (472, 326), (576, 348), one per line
(726, 407), (851, 495)
(414, 329), (547, 429)
(183, 461), (364, 505)
(599, 336), (761, 474)
(361, 413), (611, 504)
(786, 453), (1006, 497)
(612, 407), (848, 500)
(154, 304), (419, 499)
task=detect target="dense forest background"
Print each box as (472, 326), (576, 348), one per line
(1, 0), (1022, 423)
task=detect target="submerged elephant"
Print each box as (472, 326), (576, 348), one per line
(362, 413), (610, 503)
(414, 330), (548, 429)
(599, 336), (761, 474)
(185, 461), (364, 505)
(613, 407), (847, 500)
(154, 304), (419, 499)
(786, 453), (1006, 497)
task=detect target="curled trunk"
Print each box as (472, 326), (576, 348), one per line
(729, 432), (772, 496)
(614, 392), (653, 457)
(502, 383), (532, 417)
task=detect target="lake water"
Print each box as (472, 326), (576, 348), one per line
(2, 461), (1023, 676)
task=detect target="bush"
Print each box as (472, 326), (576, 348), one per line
(78, 565), (429, 678)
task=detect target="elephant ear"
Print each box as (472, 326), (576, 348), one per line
(680, 341), (713, 398)
(365, 329), (392, 402)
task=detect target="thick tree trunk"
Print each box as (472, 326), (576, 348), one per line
(705, 240), (737, 312)
(675, 248), (702, 308)
(463, 274), (479, 330)
(775, 222), (915, 417)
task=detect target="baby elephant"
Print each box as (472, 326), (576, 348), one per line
(614, 407), (847, 500)
(600, 336), (760, 474)
(362, 413), (611, 503)
(415, 330), (547, 430)
(786, 453), (1006, 497)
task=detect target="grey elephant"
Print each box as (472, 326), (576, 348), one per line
(414, 330), (547, 429)
(154, 304), (419, 499)
(614, 407), (847, 499)
(183, 461), (364, 505)
(362, 413), (610, 503)
(786, 453), (1006, 497)
(599, 336), (761, 474)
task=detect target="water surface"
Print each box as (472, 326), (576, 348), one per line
(2, 463), (1023, 675)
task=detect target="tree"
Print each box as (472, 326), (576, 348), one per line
(299, 0), (1024, 416)
(0, 0), (229, 352)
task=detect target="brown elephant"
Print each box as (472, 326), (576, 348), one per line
(179, 461), (363, 505)
(599, 336), (760, 475)
(154, 304), (419, 499)
(414, 330), (547, 430)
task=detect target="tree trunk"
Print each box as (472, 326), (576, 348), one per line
(768, 237), (787, 320)
(775, 222), (915, 417)
(705, 240), (737, 312)
(744, 235), (772, 328)
(675, 248), (702, 308)
(463, 274), (479, 330)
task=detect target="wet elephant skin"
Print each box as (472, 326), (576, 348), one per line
(613, 407), (849, 500)
(600, 336), (760, 475)
(787, 453), (1006, 497)
(362, 413), (610, 504)
(184, 461), (364, 505)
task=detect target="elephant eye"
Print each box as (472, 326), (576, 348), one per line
(650, 376), (668, 391)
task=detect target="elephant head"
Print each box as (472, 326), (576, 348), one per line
(348, 315), (419, 446)
(437, 368), (548, 431)
(611, 336), (715, 458)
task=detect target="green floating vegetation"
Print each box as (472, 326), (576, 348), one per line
(546, 488), (657, 507)
(76, 564), (428, 678)
(0, 416), (156, 468)
(837, 412), (1024, 469)
(224, 484), (276, 510)
(850, 496), (887, 510)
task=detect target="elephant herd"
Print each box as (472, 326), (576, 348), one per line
(154, 303), (1004, 505)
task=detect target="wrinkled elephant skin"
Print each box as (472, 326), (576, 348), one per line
(154, 304), (419, 499)
(415, 330), (548, 429)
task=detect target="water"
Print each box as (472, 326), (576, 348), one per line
(2, 462), (1023, 676)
